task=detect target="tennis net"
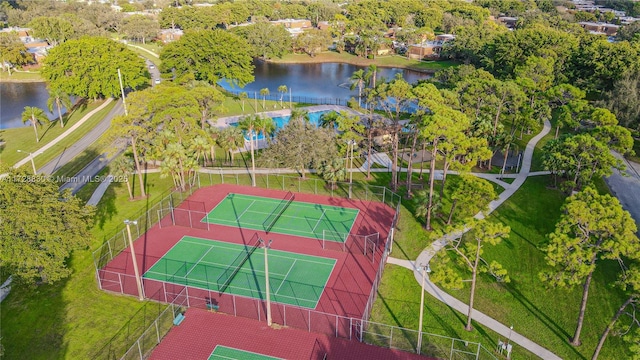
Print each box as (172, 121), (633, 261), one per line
(262, 191), (295, 233)
(217, 235), (261, 294)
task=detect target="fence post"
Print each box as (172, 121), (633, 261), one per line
(155, 320), (160, 343)
(137, 339), (143, 360)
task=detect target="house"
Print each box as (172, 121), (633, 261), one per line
(270, 19), (312, 30)
(497, 16), (518, 29)
(24, 41), (50, 63)
(406, 34), (455, 60)
(579, 21), (620, 36)
(317, 21), (330, 31)
(158, 28), (183, 43)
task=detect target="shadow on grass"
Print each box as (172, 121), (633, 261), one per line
(0, 276), (69, 359)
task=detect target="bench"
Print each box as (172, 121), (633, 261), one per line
(173, 313), (185, 326)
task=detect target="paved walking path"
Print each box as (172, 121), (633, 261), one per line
(388, 120), (558, 359)
(12, 98), (114, 171)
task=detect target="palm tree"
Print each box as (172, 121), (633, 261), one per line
(207, 127), (220, 166)
(260, 88), (270, 109)
(290, 109), (310, 122)
(111, 156), (135, 200)
(366, 64), (378, 89)
(255, 115), (276, 147)
(21, 106), (49, 143)
(239, 92), (248, 112)
(319, 111), (340, 129)
(47, 87), (72, 128)
(414, 190), (441, 229)
(238, 115), (260, 187)
(277, 85), (287, 108)
(218, 127), (244, 164)
(190, 135), (210, 167)
(350, 69), (367, 107)
(319, 158), (346, 189)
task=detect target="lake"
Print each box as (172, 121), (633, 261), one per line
(219, 60), (431, 103)
(1, 61), (431, 129)
(0, 82), (65, 130)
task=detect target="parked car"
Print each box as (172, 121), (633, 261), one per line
(149, 64), (155, 69)
(155, 78), (161, 84)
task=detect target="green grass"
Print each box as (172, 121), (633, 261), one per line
(274, 51), (458, 72)
(0, 70), (44, 82)
(374, 175), (631, 360)
(0, 172), (177, 360)
(0, 99), (113, 169)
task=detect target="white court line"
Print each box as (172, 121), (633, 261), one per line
(235, 200), (256, 221)
(273, 259), (297, 295)
(311, 209), (327, 233)
(184, 246), (214, 278)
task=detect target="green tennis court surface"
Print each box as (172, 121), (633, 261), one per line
(143, 236), (336, 309)
(209, 345), (282, 360)
(202, 193), (359, 242)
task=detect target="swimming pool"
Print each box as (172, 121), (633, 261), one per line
(234, 110), (330, 141)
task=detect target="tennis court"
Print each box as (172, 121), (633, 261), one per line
(209, 345), (281, 360)
(202, 193), (359, 242)
(143, 236), (336, 309)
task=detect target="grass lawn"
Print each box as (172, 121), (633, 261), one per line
(0, 70), (43, 82)
(373, 175), (631, 359)
(0, 99), (113, 169)
(273, 52), (457, 72)
(0, 172), (178, 359)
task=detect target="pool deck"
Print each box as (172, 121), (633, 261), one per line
(211, 105), (361, 128)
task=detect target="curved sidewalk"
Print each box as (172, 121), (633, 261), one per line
(389, 120), (559, 359)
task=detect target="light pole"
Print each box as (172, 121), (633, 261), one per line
(117, 68), (128, 116)
(417, 263), (431, 354)
(260, 238), (273, 326)
(17, 150), (36, 174)
(125, 220), (144, 300)
(349, 140), (355, 184)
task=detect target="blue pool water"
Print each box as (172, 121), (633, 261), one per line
(235, 110), (330, 141)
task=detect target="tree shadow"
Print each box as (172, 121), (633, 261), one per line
(94, 176), (119, 231)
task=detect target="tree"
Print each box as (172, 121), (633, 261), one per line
(27, 16), (74, 46)
(255, 115), (276, 147)
(414, 83), (469, 230)
(46, 86), (72, 128)
(0, 170), (94, 285)
(318, 158), (346, 189)
(260, 88), (270, 109)
(0, 32), (31, 74)
(277, 85), (288, 108)
(261, 110), (337, 179)
(235, 20), (292, 60)
(350, 69), (368, 108)
(120, 14), (159, 44)
(42, 37), (148, 99)
(111, 156), (134, 200)
(541, 134), (623, 192)
(293, 28), (332, 57)
(540, 187), (640, 346)
(238, 92), (248, 112)
(446, 175), (497, 225)
(375, 75), (416, 191)
(600, 71), (640, 131)
(218, 126), (244, 165)
(188, 82), (224, 129)
(160, 29), (254, 88)
(433, 219), (510, 331)
(592, 267), (640, 360)
(21, 106), (49, 143)
(238, 115), (260, 187)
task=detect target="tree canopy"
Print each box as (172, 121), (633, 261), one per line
(41, 36), (148, 99)
(0, 171), (94, 285)
(160, 29), (254, 87)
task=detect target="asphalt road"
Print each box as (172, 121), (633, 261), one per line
(604, 152), (640, 234)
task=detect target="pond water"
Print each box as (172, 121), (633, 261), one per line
(0, 82), (65, 130)
(1, 60), (431, 129)
(219, 60), (431, 104)
(234, 110), (329, 141)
